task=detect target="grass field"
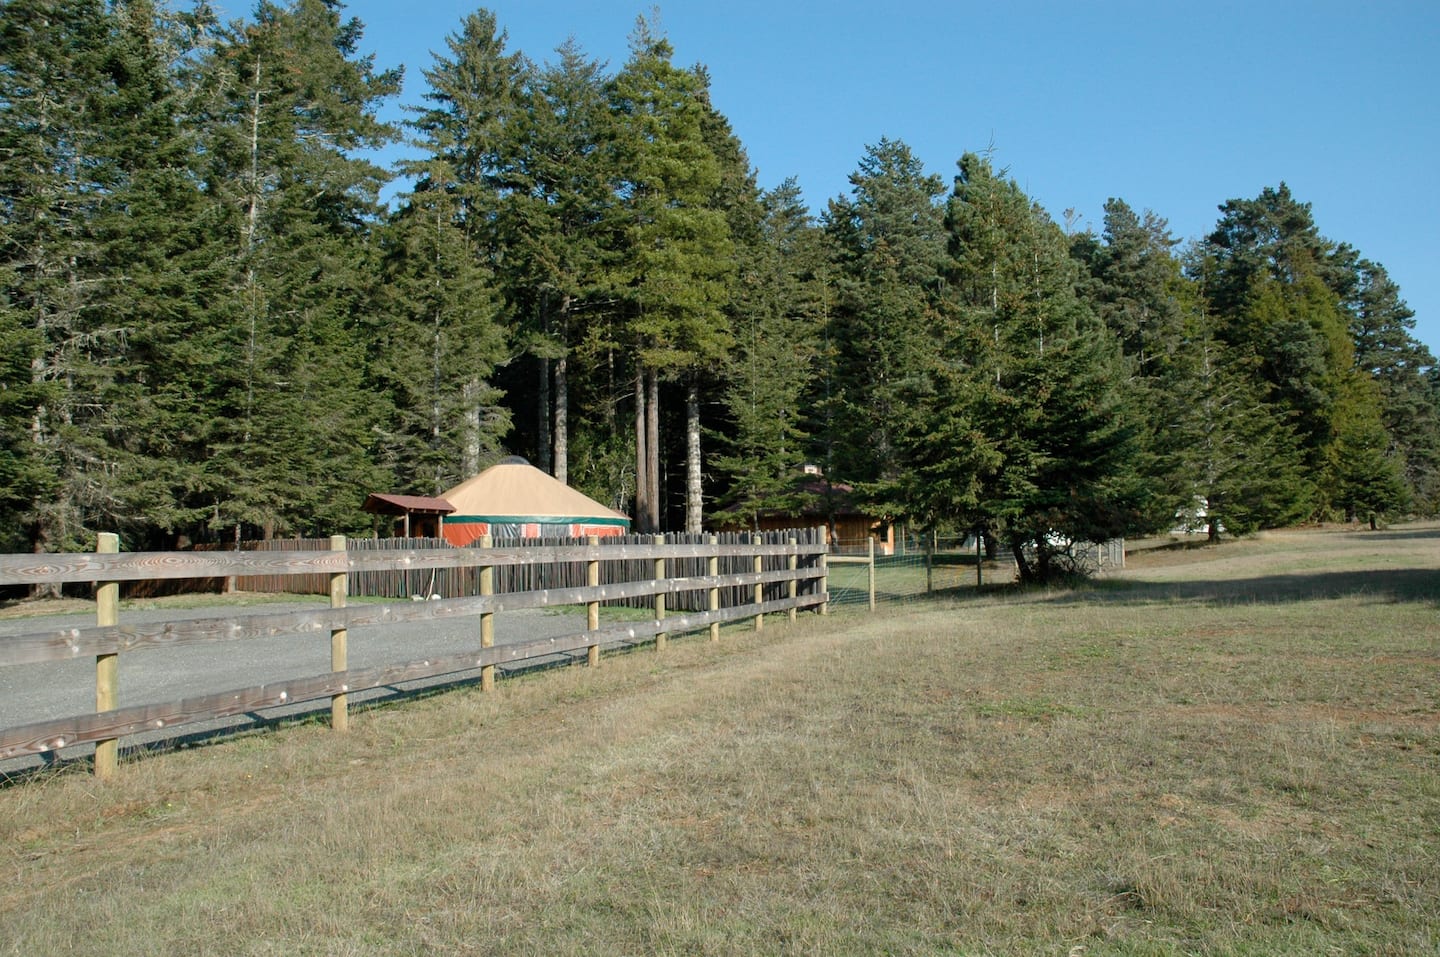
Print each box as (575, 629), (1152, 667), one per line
(3, 525), (1437, 955)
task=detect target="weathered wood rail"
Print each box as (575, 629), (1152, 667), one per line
(0, 531), (829, 778)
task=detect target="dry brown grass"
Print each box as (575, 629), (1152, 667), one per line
(3, 524), (1438, 955)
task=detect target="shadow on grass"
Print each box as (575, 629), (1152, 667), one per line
(1061, 567), (1440, 608)
(1345, 527), (1440, 542)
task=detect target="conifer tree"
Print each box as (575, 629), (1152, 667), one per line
(377, 191), (510, 494)
(384, 8), (522, 492)
(820, 138), (947, 518)
(498, 39), (616, 485)
(1072, 199), (1187, 377)
(90, 0), (238, 545)
(1342, 258), (1440, 512)
(0, 304), (51, 552)
(608, 16), (734, 531)
(1069, 199), (1190, 530)
(194, 0), (400, 538)
(0, 0), (229, 550)
(1197, 184), (1423, 520)
(0, 0), (119, 554)
(1158, 284), (1313, 539)
(943, 154), (1142, 581)
(712, 180), (825, 528)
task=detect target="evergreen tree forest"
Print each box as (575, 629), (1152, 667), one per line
(3, 2), (1437, 580)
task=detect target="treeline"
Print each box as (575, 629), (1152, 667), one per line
(3, 1), (1437, 582)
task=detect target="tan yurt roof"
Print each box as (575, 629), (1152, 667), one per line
(440, 458), (629, 526)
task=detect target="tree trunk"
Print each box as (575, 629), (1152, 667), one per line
(685, 379), (702, 533)
(242, 58), (264, 444)
(553, 354), (568, 485)
(646, 368), (661, 532)
(634, 367), (649, 532)
(462, 377), (482, 478)
(1010, 533), (1035, 584)
(537, 355), (551, 474)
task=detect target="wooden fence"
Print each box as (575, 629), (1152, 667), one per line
(228, 528), (828, 612)
(0, 530), (828, 780)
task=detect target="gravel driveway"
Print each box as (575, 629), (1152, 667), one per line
(0, 600), (598, 775)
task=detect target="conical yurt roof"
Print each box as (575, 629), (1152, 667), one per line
(440, 458), (629, 526)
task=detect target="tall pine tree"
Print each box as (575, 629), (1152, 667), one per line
(498, 38), (616, 486)
(820, 138), (946, 520)
(194, 0), (401, 539)
(383, 8), (521, 493)
(608, 16), (734, 532)
(712, 179), (825, 528)
(943, 154), (1142, 581)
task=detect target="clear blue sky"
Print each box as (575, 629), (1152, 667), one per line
(283, 0), (1440, 351)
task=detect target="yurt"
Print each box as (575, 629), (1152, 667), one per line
(439, 457), (631, 546)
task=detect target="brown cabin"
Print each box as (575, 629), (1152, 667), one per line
(714, 471), (895, 555)
(362, 493), (455, 539)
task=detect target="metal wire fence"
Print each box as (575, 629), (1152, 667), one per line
(824, 536), (1004, 608)
(824, 534), (1124, 608)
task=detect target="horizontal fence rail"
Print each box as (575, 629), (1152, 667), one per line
(0, 530), (829, 775)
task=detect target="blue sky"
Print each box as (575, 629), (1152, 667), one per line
(290, 0), (1440, 350)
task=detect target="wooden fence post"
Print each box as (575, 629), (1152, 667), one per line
(94, 532), (120, 780)
(708, 535), (720, 641)
(587, 536), (600, 667)
(653, 534), (667, 651)
(753, 533), (764, 632)
(788, 537), (798, 623)
(926, 530), (934, 594)
(976, 530), (984, 589)
(868, 535), (877, 612)
(819, 527), (829, 616)
(329, 534), (349, 733)
(479, 534), (495, 692)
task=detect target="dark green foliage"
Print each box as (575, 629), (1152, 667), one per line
(88, 0), (238, 543)
(607, 18), (737, 531)
(188, 0), (401, 539)
(0, 3), (1432, 558)
(1163, 320), (1314, 538)
(1343, 259), (1440, 511)
(1201, 184), (1349, 323)
(1068, 199), (1190, 531)
(608, 22), (735, 376)
(1071, 199), (1187, 377)
(941, 155), (1144, 582)
(0, 0), (119, 552)
(820, 138), (947, 515)
(375, 195), (510, 496)
(378, 9), (520, 494)
(499, 40), (616, 480)
(1195, 183), (1436, 522)
(0, 303), (52, 551)
(711, 180), (825, 528)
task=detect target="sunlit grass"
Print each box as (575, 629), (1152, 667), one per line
(3, 524), (1438, 955)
